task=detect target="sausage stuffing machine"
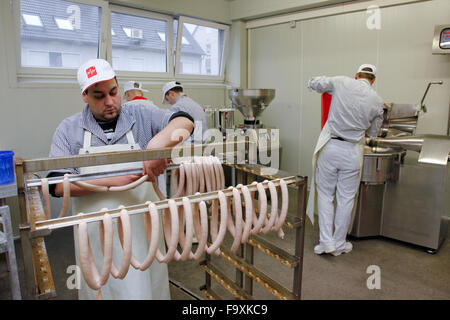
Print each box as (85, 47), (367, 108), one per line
(13, 141), (307, 300)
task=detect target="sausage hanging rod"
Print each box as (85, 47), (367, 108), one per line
(31, 176), (298, 235)
(25, 165), (181, 188)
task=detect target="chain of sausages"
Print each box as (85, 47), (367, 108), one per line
(40, 156), (289, 297)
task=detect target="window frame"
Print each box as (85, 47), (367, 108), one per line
(108, 4), (174, 80)
(174, 16), (230, 81)
(13, 0), (109, 80)
(6, 0), (230, 86)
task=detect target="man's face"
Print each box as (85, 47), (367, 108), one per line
(82, 78), (121, 121)
(165, 90), (178, 105)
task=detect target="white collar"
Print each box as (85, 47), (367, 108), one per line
(358, 78), (371, 86)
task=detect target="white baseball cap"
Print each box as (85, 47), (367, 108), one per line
(162, 81), (183, 104)
(77, 59), (116, 93)
(123, 81), (148, 98)
(357, 64), (376, 76)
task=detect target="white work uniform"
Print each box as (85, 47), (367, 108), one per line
(170, 94), (208, 145)
(306, 76), (383, 251)
(72, 129), (170, 300)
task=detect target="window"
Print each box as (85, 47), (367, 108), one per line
(54, 17), (74, 30)
(13, 1), (229, 82)
(19, 0), (102, 70)
(49, 52), (63, 67)
(22, 13), (43, 27)
(110, 7), (172, 74)
(175, 16), (229, 79)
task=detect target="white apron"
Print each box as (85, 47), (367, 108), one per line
(306, 122), (365, 233)
(72, 130), (170, 300)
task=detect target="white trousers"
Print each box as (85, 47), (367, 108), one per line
(316, 139), (361, 251)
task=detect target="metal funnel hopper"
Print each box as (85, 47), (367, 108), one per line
(228, 89), (275, 122)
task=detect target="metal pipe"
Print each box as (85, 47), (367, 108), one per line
(387, 123), (416, 134)
(20, 141), (246, 173)
(420, 81), (443, 112)
(372, 136), (425, 153)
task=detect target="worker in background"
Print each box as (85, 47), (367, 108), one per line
(47, 59), (194, 300)
(123, 81), (152, 103)
(123, 81), (169, 195)
(306, 64), (384, 256)
(162, 81), (208, 144)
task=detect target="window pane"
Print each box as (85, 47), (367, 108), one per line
(20, 0), (101, 69)
(178, 22), (226, 76)
(111, 12), (167, 73)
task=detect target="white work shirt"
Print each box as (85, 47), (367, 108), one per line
(308, 76), (384, 142)
(170, 94), (208, 144)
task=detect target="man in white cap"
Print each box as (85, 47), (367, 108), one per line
(162, 81), (208, 144)
(46, 59), (194, 300)
(123, 81), (151, 102)
(306, 64), (384, 257)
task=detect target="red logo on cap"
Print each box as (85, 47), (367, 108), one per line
(86, 66), (97, 78)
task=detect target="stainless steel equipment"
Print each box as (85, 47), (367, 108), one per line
(217, 108), (235, 134)
(204, 107), (216, 131)
(381, 163), (449, 252)
(227, 88), (281, 168)
(228, 88), (276, 127)
(204, 107), (236, 135)
(351, 147), (404, 238)
(351, 81), (449, 252)
(373, 134), (450, 165)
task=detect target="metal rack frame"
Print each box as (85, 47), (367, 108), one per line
(14, 141), (306, 300)
(199, 163), (307, 300)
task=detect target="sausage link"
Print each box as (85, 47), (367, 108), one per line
(78, 212), (113, 291)
(199, 157), (211, 193)
(207, 191), (228, 255)
(108, 175), (148, 192)
(250, 182), (268, 235)
(226, 186), (236, 237)
(98, 210), (113, 285)
(273, 179), (288, 239)
(139, 202), (160, 270)
(184, 163), (193, 196)
(239, 185), (254, 244)
(58, 174), (71, 218)
(190, 198), (208, 260)
(71, 180), (108, 192)
(229, 187), (243, 253)
(173, 165), (186, 197)
(40, 178), (51, 219)
(156, 199), (180, 263)
(110, 208), (132, 279)
(261, 181), (278, 234)
(177, 197), (194, 261)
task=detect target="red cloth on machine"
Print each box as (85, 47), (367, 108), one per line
(321, 92), (332, 129)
